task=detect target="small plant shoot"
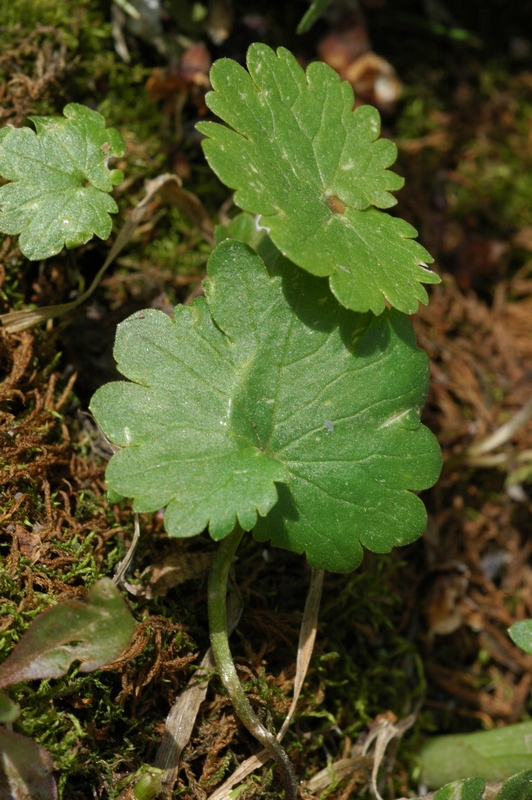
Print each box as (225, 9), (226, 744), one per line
(197, 44), (440, 315)
(0, 103), (124, 260)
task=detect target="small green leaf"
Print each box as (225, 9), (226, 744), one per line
(197, 44), (439, 315)
(508, 619), (532, 654)
(91, 239), (441, 572)
(132, 768), (165, 800)
(0, 578), (135, 686)
(432, 778), (486, 800)
(498, 770), (532, 800)
(0, 103), (125, 260)
(411, 772), (532, 800)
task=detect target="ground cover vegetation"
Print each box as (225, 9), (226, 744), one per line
(2, 1), (532, 798)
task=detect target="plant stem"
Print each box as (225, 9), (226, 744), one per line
(208, 525), (299, 800)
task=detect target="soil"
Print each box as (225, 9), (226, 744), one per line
(2, 1), (532, 798)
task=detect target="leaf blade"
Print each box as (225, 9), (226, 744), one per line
(0, 103), (124, 260)
(197, 44), (439, 314)
(508, 619), (532, 654)
(0, 727), (58, 800)
(0, 578), (135, 686)
(91, 288), (290, 541)
(91, 240), (441, 571)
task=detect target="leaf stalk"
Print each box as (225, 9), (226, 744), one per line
(208, 524), (299, 800)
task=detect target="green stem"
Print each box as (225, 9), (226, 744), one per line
(208, 525), (299, 800)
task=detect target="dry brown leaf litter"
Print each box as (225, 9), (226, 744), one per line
(411, 267), (532, 730)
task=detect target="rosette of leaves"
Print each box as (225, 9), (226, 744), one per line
(90, 239), (441, 573)
(197, 43), (440, 315)
(0, 103), (124, 260)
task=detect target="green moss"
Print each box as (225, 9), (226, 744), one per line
(9, 669), (150, 799)
(0, 0), (85, 34)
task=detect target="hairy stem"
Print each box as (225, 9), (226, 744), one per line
(208, 525), (299, 800)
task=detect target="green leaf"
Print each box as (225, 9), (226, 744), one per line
(0, 727), (57, 800)
(215, 211), (281, 268)
(419, 722), (532, 788)
(90, 239), (441, 572)
(497, 770), (532, 800)
(0, 103), (125, 260)
(0, 689), (19, 723)
(413, 772), (532, 800)
(432, 778), (486, 800)
(197, 44), (439, 315)
(297, 0), (333, 34)
(0, 578), (135, 686)
(508, 619), (532, 653)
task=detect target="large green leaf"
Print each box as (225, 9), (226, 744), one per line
(419, 722), (532, 789)
(197, 44), (439, 315)
(91, 240), (441, 573)
(0, 103), (124, 260)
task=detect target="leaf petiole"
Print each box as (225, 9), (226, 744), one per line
(208, 525), (299, 800)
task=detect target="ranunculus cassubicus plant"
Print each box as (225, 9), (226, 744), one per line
(0, 43), (446, 798)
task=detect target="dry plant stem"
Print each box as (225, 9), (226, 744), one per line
(465, 398), (532, 458)
(113, 513), (141, 585)
(208, 524), (299, 800)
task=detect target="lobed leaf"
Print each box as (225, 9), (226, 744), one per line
(197, 44), (439, 315)
(91, 239), (441, 572)
(0, 103), (125, 260)
(0, 578), (135, 686)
